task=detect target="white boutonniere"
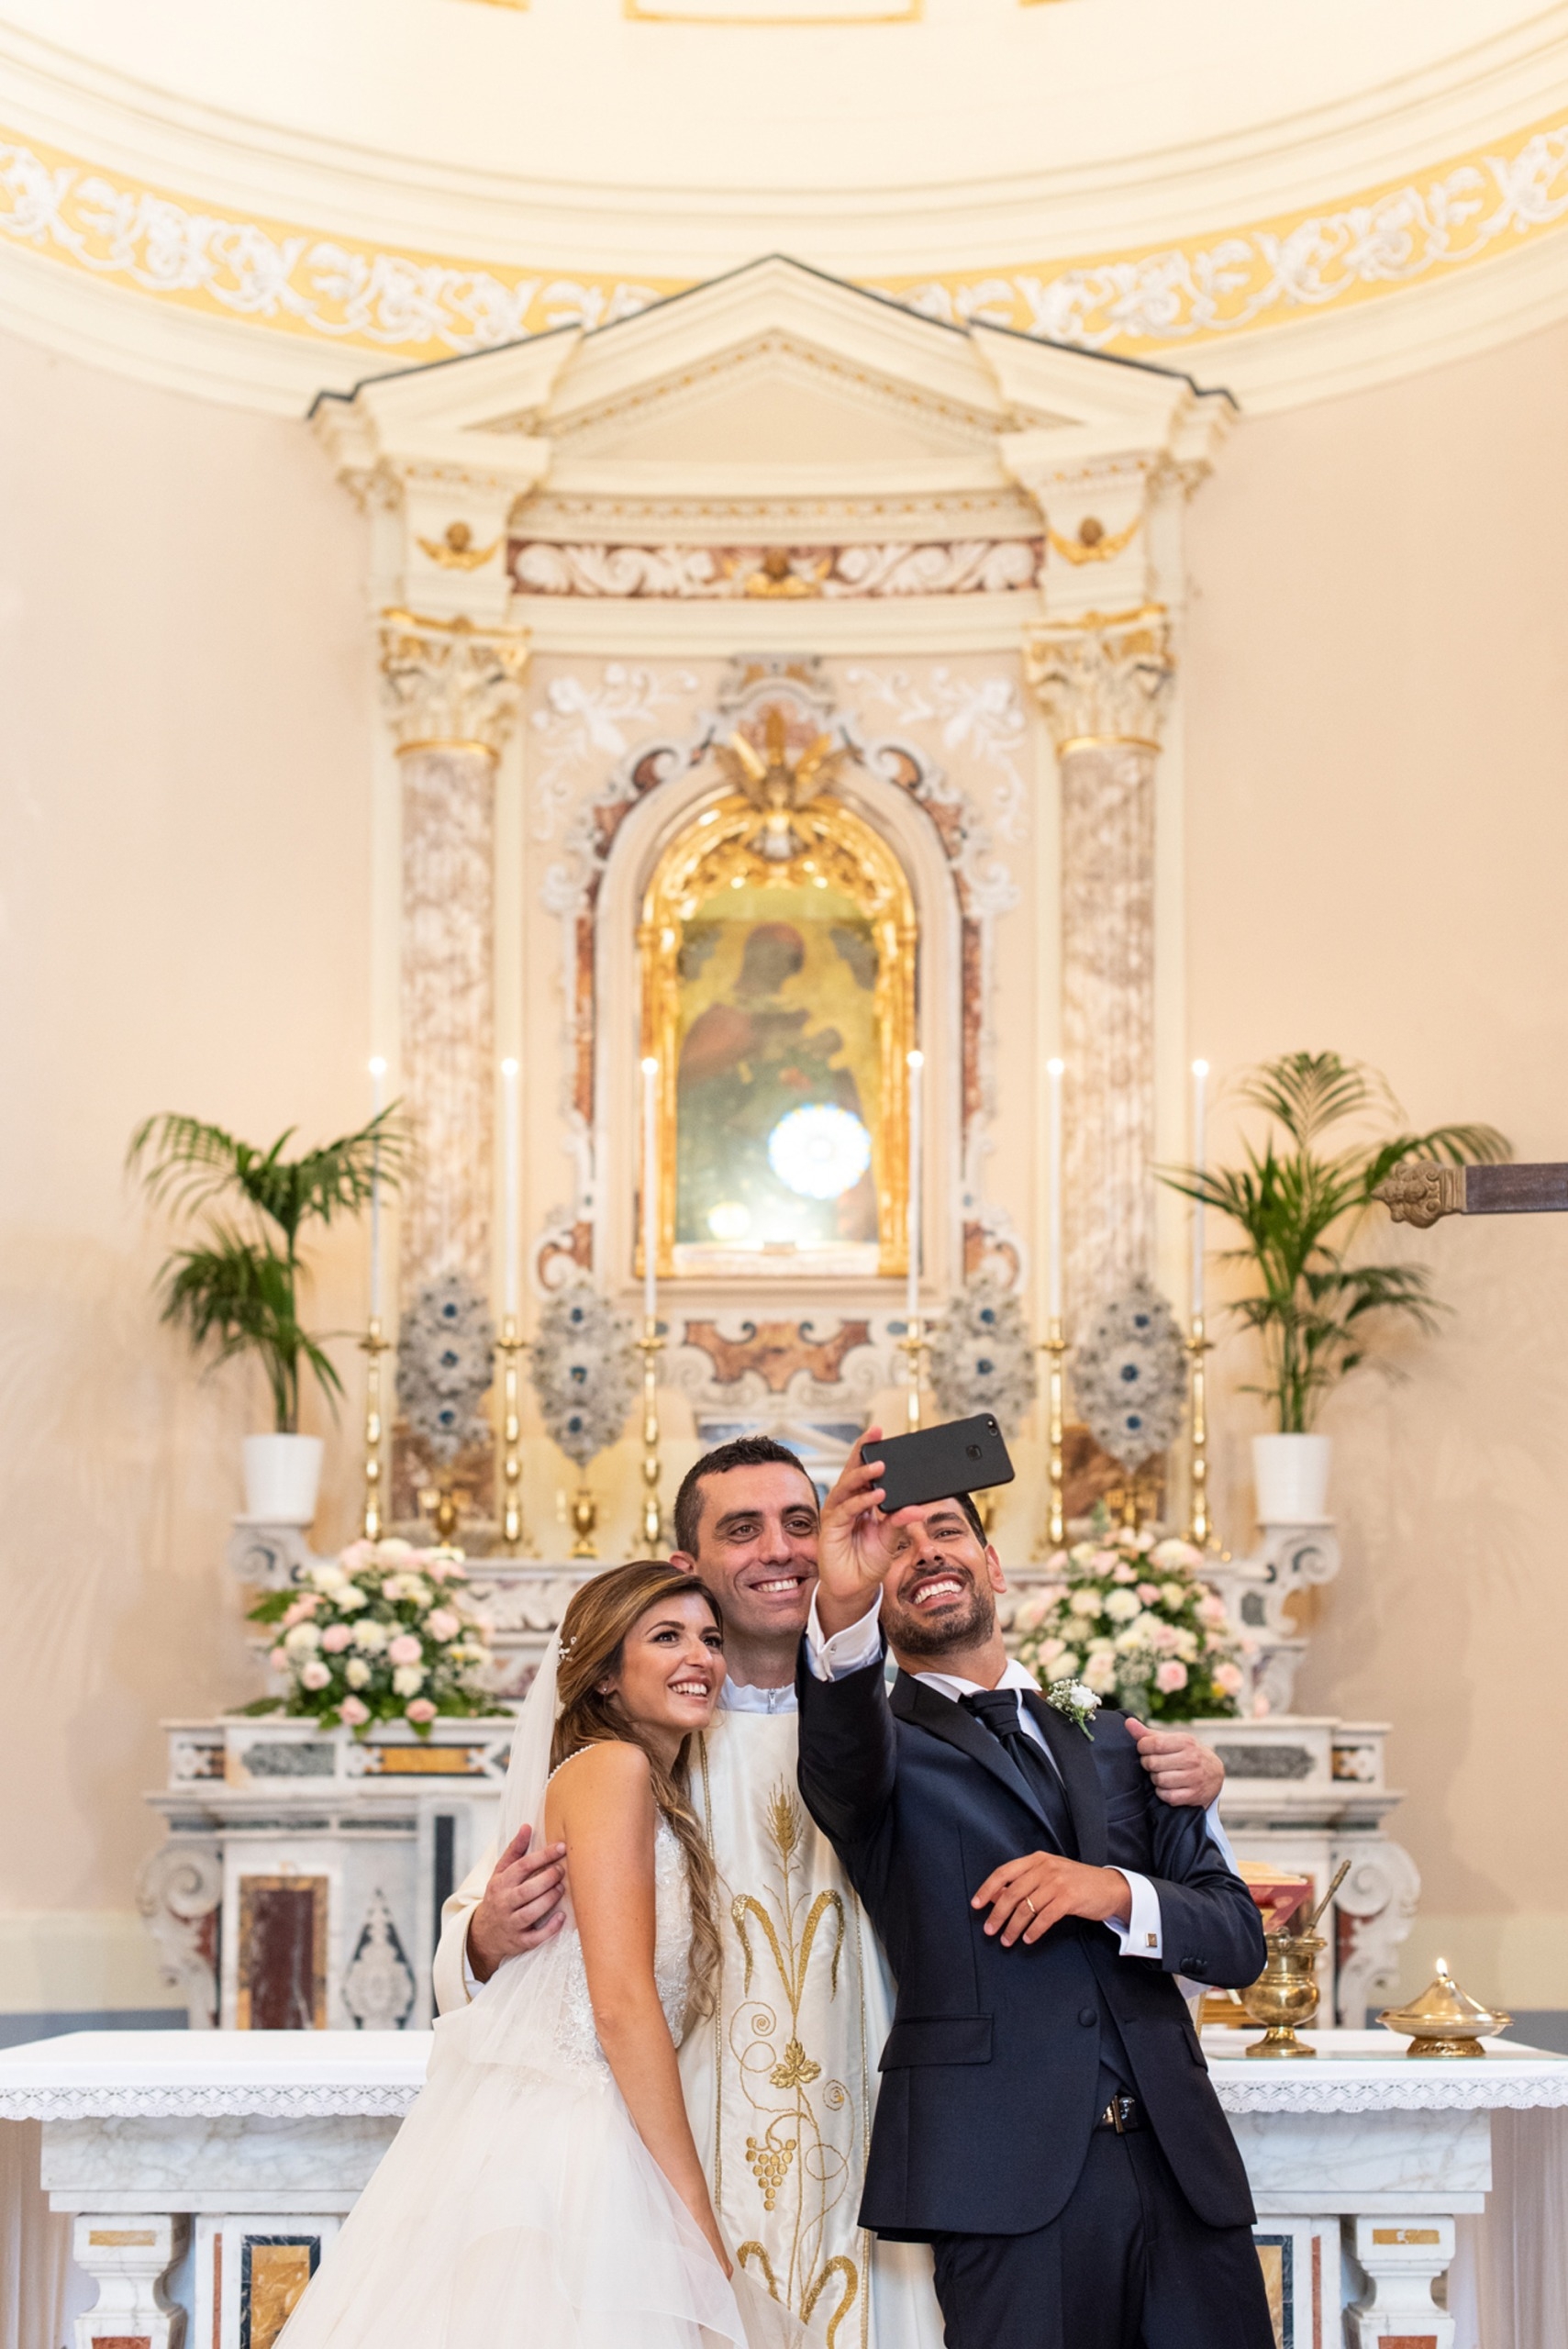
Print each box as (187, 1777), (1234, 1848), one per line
(1045, 1679), (1101, 1739)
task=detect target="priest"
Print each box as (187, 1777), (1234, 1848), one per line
(433, 1437), (1229, 2349)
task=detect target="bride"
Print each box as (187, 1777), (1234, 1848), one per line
(280, 1560), (802, 2348)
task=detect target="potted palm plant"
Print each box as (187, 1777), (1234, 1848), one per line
(129, 1109), (403, 1521)
(1161, 1053), (1507, 1523)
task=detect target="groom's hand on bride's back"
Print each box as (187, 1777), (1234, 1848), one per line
(467, 1823), (568, 1983)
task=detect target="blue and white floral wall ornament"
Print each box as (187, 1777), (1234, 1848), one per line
(1071, 1275), (1186, 1473)
(927, 1274), (1038, 1438)
(396, 1271), (496, 1463)
(529, 1281), (639, 1468)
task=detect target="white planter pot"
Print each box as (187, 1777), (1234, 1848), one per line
(1252, 1432), (1331, 1525)
(243, 1433), (324, 1524)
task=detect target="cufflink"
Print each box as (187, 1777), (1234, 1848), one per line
(1145, 1932), (1157, 1950)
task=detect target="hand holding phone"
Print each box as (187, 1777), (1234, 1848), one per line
(864, 1414), (1015, 1518)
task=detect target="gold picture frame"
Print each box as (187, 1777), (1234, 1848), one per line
(639, 793), (917, 1280)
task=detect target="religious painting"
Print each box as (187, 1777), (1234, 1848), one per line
(640, 795), (916, 1279)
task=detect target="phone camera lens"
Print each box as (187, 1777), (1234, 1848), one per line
(966, 1443), (981, 1460)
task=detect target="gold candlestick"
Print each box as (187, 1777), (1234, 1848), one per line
(1187, 1314), (1213, 1549)
(1036, 1321), (1068, 1555)
(360, 1318), (391, 1542)
(900, 1318), (924, 1431)
(638, 1319), (665, 1556)
(495, 1316), (528, 1553)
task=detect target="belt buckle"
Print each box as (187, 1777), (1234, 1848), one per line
(1107, 2095), (1133, 2134)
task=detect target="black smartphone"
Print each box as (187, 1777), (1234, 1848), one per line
(866, 1414), (1015, 1517)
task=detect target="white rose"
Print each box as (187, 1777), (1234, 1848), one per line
(336, 1585), (369, 1614)
(344, 1658), (372, 1689)
(1084, 1653), (1119, 1694)
(1160, 1582), (1188, 1609)
(1014, 1594), (1050, 1632)
(1068, 1587), (1103, 1619)
(310, 1564), (348, 1593)
(392, 1664), (426, 1698)
(353, 1621), (389, 1655)
(1104, 1588), (1140, 1623)
(1113, 1625), (1148, 1655)
(284, 1622), (322, 1655)
(299, 1660), (331, 1691)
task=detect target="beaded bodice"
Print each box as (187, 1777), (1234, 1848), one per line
(551, 1815), (691, 2074)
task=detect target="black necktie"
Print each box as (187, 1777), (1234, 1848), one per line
(962, 1687), (1078, 1858)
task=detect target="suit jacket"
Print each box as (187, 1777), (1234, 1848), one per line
(795, 1645), (1265, 2240)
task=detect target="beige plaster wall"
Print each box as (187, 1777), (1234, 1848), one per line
(1185, 317), (1568, 2005)
(0, 330), (373, 2005)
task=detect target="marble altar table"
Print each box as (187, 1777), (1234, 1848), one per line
(3, 2029), (1564, 2349)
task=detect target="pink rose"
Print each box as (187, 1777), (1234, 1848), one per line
(281, 1594), (318, 1627)
(427, 1608), (461, 1642)
(1110, 1560), (1138, 1585)
(1212, 1662), (1245, 1696)
(339, 1541), (377, 1574)
(339, 1695), (370, 1726)
(268, 1645), (288, 1671)
(1137, 1583), (1162, 1605)
(1153, 1660), (1188, 1694)
(299, 1659), (331, 1691)
(320, 1623), (353, 1653)
(387, 1633), (423, 1667)
(405, 1698), (437, 1724)
(424, 1556), (451, 1583)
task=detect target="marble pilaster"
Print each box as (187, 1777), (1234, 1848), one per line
(1026, 609), (1174, 1331)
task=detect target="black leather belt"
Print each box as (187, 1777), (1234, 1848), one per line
(1095, 2095), (1144, 2133)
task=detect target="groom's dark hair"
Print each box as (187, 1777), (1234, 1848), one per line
(673, 1435), (817, 1558)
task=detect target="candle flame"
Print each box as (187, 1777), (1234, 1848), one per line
(640, 1056), (659, 1075)
(1047, 1057), (1065, 1077)
(1192, 1059), (1209, 1078)
(501, 1057), (519, 1077)
(368, 1056), (387, 1077)
(907, 1049), (924, 1070)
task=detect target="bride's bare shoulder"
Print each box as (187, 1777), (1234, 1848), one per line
(545, 1739), (654, 1835)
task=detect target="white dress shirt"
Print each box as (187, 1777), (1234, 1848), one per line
(805, 1590), (1231, 1965)
(719, 1677), (798, 1714)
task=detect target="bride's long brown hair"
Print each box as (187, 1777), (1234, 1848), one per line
(550, 1561), (723, 2014)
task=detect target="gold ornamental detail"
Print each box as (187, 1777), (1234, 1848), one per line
(1373, 1163), (1467, 1228)
(1026, 607), (1175, 751)
(379, 609), (529, 758)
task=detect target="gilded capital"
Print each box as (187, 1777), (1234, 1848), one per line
(1025, 607), (1175, 752)
(380, 608), (529, 758)
(1373, 1163), (1467, 1229)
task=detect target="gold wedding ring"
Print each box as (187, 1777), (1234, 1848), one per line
(1024, 1897), (1036, 1918)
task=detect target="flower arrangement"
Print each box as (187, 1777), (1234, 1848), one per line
(927, 1274), (1038, 1436)
(1013, 1518), (1246, 1725)
(245, 1538), (495, 1737)
(529, 1280), (639, 1466)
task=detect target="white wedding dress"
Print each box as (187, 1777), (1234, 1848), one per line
(282, 1722), (805, 2349)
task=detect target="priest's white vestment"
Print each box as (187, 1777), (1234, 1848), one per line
(433, 1690), (940, 2349)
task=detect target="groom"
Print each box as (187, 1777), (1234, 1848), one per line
(435, 1436), (1232, 2347)
(797, 1431), (1273, 2349)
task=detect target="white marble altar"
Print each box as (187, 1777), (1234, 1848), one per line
(5, 2030), (1562, 2349)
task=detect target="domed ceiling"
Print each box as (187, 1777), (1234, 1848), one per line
(2, 0), (1565, 410)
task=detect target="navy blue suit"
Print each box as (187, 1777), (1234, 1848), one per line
(796, 1645), (1275, 2349)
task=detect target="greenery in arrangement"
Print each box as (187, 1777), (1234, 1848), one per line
(1160, 1052), (1509, 1434)
(1014, 1514), (1246, 1724)
(245, 1540), (495, 1738)
(128, 1110), (404, 1432)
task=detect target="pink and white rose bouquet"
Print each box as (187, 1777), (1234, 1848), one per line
(246, 1538), (495, 1738)
(1013, 1515), (1246, 1725)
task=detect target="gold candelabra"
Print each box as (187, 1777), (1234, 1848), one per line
(1037, 1320), (1068, 1554)
(639, 1319), (666, 1555)
(495, 1316), (528, 1553)
(360, 1319), (391, 1542)
(900, 1318), (924, 1431)
(1186, 1313), (1213, 1549)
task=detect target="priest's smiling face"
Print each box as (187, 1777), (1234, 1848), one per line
(671, 1459), (820, 1682)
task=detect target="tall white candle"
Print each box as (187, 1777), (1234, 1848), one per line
(640, 1056), (660, 1325)
(501, 1057), (520, 1319)
(1046, 1057), (1064, 1325)
(906, 1051), (924, 1324)
(368, 1057), (386, 1321)
(1191, 1059), (1209, 1321)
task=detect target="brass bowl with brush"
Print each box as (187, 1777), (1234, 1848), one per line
(1237, 1860), (1352, 2060)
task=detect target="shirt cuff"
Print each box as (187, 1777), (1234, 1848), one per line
(1204, 1801), (1239, 1873)
(461, 1928), (479, 2002)
(805, 1587), (884, 1680)
(1104, 1869), (1162, 1960)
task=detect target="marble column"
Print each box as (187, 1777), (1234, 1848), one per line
(379, 613), (528, 1511)
(1026, 608), (1174, 1335)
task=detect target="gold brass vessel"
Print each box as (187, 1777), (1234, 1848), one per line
(1378, 1960), (1511, 2058)
(1240, 1928), (1326, 2059)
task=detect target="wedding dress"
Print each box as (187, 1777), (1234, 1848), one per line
(280, 1649), (803, 2349)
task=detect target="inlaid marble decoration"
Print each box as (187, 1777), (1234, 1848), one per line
(400, 746), (496, 1305)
